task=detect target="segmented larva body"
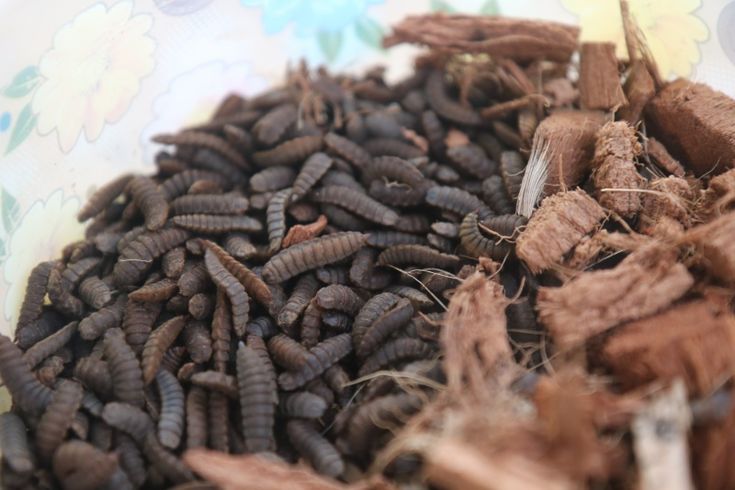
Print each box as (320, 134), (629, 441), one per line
(482, 175), (515, 215)
(365, 230), (428, 249)
(101, 402), (153, 444)
(171, 193), (249, 216)
(177, 262), (210, 297)
(377, 244), (460, 270)
(161, 247), (186, 279)
(358, 338), (435, 376)
(357, 298), (414, 358)
(153, 131), (249, 170)
(246, 316), (279, 339)
(250, 166), (297, 193)
(160, 170), (230, 201)
(78, 173), (134, 222)
(368, 179), (426, 208)
(36, 380), (84, 462)
(352, 292), (401, 350)
(74, 356), (112, 399)
(363, 138), (425, 160)
(315, 266), (350, 285)
(362, 156), (426, 188)
(113, 228), (190, 287)
(425, 70), (482, 126)
(0, 335), (53, 415)
(499, 150), (525, 201)
(291, 152), (333, 202)
(321, 203), (368, 231)
(277, 273), (319, 331)
(300, 298), (323, 348)
(321, 169), (365, 192)
(421, 110), (446, 157)
(252, 103), (298, 147)
(224, 233), (257, 260)
(188, 178), (224, 195)
(315, 284), (365, 316)
(204, 248), (250, 337)
(121, 300), (161, 356)
(312, 185), (399, 226)
(172, 214), (262, 234)
(266, 187), (292, 253)
(262, 232), (367, 284)
(349, 248), (392, 290)
(104, 329), (145, 408)
(116, 433), (146, 487)
(446, 143), (497, 179)
(191, 148), (247, 184)
(280, 391), (327, 418)
(156, 369), (185, 450)
(324, 132), (372, 170)
(126, 176), (169, 231)
(253, 135), (324, 167)
(185, 386), (208, 449)
(0, 412), (34, 475)
(425, 185), (493, 220)
(208, 391), (230, 452)
(287, 420), (345, 478)
(141, 431), (195, 483)
(236, 344), (276, 453)
(16, 310), (65, 350)
(79, 294), (126, 341)
(201, 241), (271, 306)
(129, 278), (178, 303)
(52, 440), (118, 490)
(277, 334), (352, 390)
(323, 311), (353, 331)
(23, 320), (78, 369)
(211, 290), (232, 373)
(190, 371), (238, 399)
(385, 285), (434, 310)
(16, 260), (55, 329)
(141, 316), (187, 384)
(181, 321), (213, 363)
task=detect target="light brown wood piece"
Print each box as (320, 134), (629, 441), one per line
(646, 137), (685, 177)
(619, 61), (655, 124)
(579, 43), (627, 111)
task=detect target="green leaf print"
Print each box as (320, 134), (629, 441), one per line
(479, 0), (500, 15)
(354, 17), (384, 50)
(1, 187), (21, 234)
(5, 102), (37, 155)
(430, 0), (456, 13)
(317, 30), (344, 63)
(3, 66), (40, 98)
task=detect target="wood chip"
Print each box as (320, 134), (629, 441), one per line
(638, 176), (695, 234)
(699, 168), (735, 219)
(619, 61), (655, 124)
(647, 79), (735, 176)
(579, 43), (627, 111)
(591, 121), (645, 218)
(684, 211), (735, 286)
(516, 190), (606, 273)
(646, 137), (685, 177)
(601, 298), (735, 396)
(282, 215), (328, 248)
(537, 243), (694, 349)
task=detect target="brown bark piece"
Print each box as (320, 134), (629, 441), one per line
(537, 243), (694, 349)
(638, 176), (696, 234)
(579, 43), (627, 111)
(646, 137), (685, 177)
(694, 391), (735, 490)
(591, 121), (645, 218)
(684, 211), (735, 286)
(543, 78), (578, 108)
(646, 79), (735, 176)
(282, 215), (328, 248)
(700, 168), (735, 219)
(601, 298), (735, 397)
(384, 14), (580, 63)
(619, 61), (656, 124)
(537, 110), (607, 195)
(516, 190), (606, 273)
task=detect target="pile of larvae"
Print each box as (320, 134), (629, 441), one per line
(0, 62), (536, 489)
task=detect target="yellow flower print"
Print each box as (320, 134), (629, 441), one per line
(562, 0), (709, 78)
(2, 190), (84, 337)
(31, 2), (155, 152)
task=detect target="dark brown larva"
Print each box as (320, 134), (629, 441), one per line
(36, 380), (84, 461)
(459, 211), (506, 260)
(211, 289), (232, 373)
(162, 247), (186, 279)
(141, 431), (195, 483)
(191, 148), (248, 185)
(277, 273), (319, 330)
(287, 420), (344, 478)
(116, 433), (146, 487)
(481, 175), (515, 215)
(377, 244), (460, 270)
(246, 334), (277, 402)
(262, 231), (367, 284)
(280, 391), (327, 418)
(291, 152), (333, 202)
(425, 185), (493, 220)
(385, 285), (434, 310)
(129, 277), (178, 303)
(104, 328), (145, 408)
(324, 132), (372, 170)
(322, 311), (353, 331)
(252, 103), (298, 147)
(365, 231), (428, 251)
(223, 123), (254, 155)
(125, 176), (169, 230)
(427, 232), (455, 253)
(223, 233), (257, 260)
(172, 214), (262, 234)
(425, 70), (482, 126)
(315, 284), (365, 315)
(352, 292), (401, 350)
(185, 386), (208, 449)
(208, 391), (230, 452)
(182, 320), (213, 363)
(323, 363), (352, 406)
(266, 187), (292, 253)
(141, 315), (187, 384)
(315, 265), (350, 285)
(358, 338), (435, 376)
(60, 256), (101, 290)
(121, 299), (161, 355)
(16, 310), (65, 350)
(250, 166), (297, 193)
(177, 262), (210, 297)
(115, 225), (147, 254)
(204, 248), (250, 336)
(160, 345), (187, 377)
(102, 401), (153, 445)
(363, 138), (425, 160)
(190, 371), (238, 399)
(311, 185), (399, 226)
(187, 293), (213, 321)
(357, 298), (415, 358)
(321, 169), (365, 192)
(0, 412), (34, 475)
(113, 228), (190, 287)
(52, 440), (118, 490)
(236, 343), (276, 452)
(277, 334), (352, 390)
(246, 316), (278, 339)
(393, 213), (431, 233)
(300, 296), (326, 347)
(16, 260), (55, 329)
(171, 193), (249, 216)
(446, 143), (497, 179)
(160, 169), (230, 202)
(188, 178), (224, 195)
(79, 294), (126, 340)
(0, 335), (52, 414)
(47, 266), (85, 318)
(37, 355), (66, 387)
(153, 131), (250, 171)
(74, 356), (112, 399)
(288, 201), (321, 223)
(78, 173), (134, 222)
(499, 150), (525, 201)
(23, 320), (78, 369)
(420, 110), (446, 157)
(156, 369), (185, 450)
(253, 135), (324, 167)
(321, 203), (368, 231)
